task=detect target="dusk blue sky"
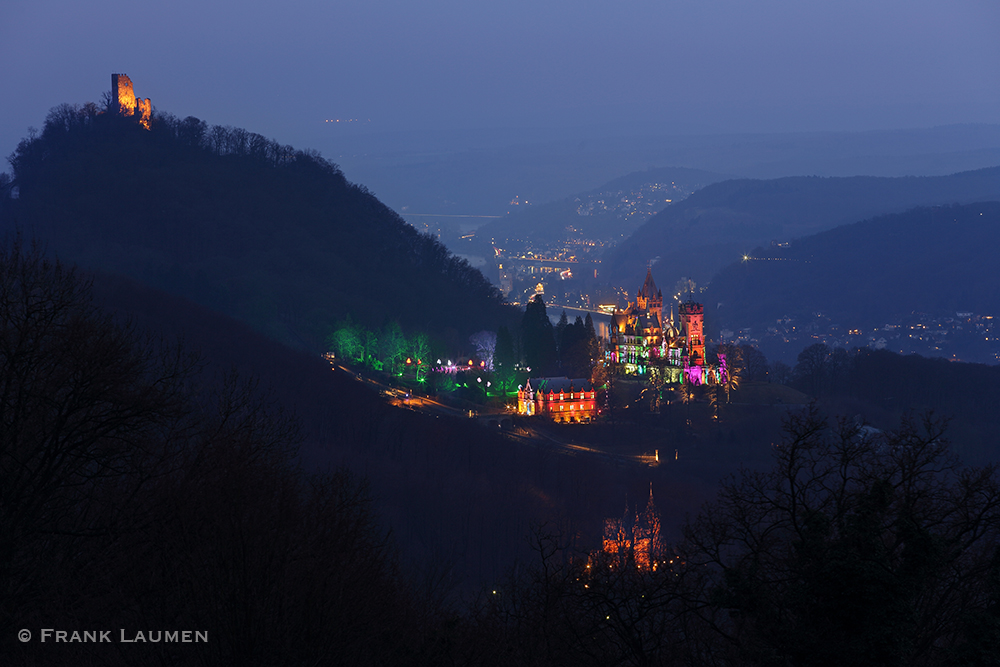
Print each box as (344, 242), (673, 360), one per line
(2, 0), (998, 166)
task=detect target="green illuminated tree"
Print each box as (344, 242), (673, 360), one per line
(328, 314), (364, 363)
(412, 332), (430, 382)
(363, 329), (379, 369)
(380, 321), (407, 376)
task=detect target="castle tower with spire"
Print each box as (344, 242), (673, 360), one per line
(635, 267), (664, 329)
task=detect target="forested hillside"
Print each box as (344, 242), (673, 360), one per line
(706, 202), (1000, 332)
(1, 102), (516, 350)
(603, 167), (1000, 290)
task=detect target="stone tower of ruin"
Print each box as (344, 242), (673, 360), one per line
(112, 73), (151, 129)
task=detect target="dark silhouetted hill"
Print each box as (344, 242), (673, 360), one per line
(603, 167), (1000, 291)
(86, 268), (579, 590)
(1, 103), (517, 350)
(706, 202), (1000, 333)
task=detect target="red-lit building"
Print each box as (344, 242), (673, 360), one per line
(517, 377), (597, 423)
(678, 300), (705, 367)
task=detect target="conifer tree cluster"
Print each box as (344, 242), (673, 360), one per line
(520, 295), (599, 379)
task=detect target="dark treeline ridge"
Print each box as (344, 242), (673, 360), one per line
(1, 102), (517, 351)
(786, 342), (1000, 465)
(521, 296), (600, 378)
(603, 166), (1000, 289)
(706, 202), (1000, 332)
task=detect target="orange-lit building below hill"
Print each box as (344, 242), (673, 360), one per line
(602, 487), (663, 570)
(517, 377), (597, 423)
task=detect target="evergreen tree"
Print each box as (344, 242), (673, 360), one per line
(521, 296), (557, 376)
(793, 342), (832, 396)
(411, 332), (430, 382)
(584, 313), (598, 353)
(555, 310), (569, 358)
(560, 316), (590, 378)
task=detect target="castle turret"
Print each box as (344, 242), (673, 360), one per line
(636, 267), (663, 326)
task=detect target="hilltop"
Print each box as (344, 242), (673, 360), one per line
(1, 102), (517, 351)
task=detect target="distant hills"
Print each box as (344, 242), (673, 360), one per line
(1, 103), (516, 351)
(602, 167), (1000, 291)
(329, 124), (1000, 219)
(705, 202), (1000, 332)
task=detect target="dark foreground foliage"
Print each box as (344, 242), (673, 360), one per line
(789, 342), (1000, 464)
(0, 239), (442, 665)
(464, 406), (1000, 667)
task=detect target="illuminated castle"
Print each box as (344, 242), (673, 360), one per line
(112, 73), (151, 130)
(607, 268), (722, 386)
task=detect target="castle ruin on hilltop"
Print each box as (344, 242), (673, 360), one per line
(112, 73), (151, 129)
